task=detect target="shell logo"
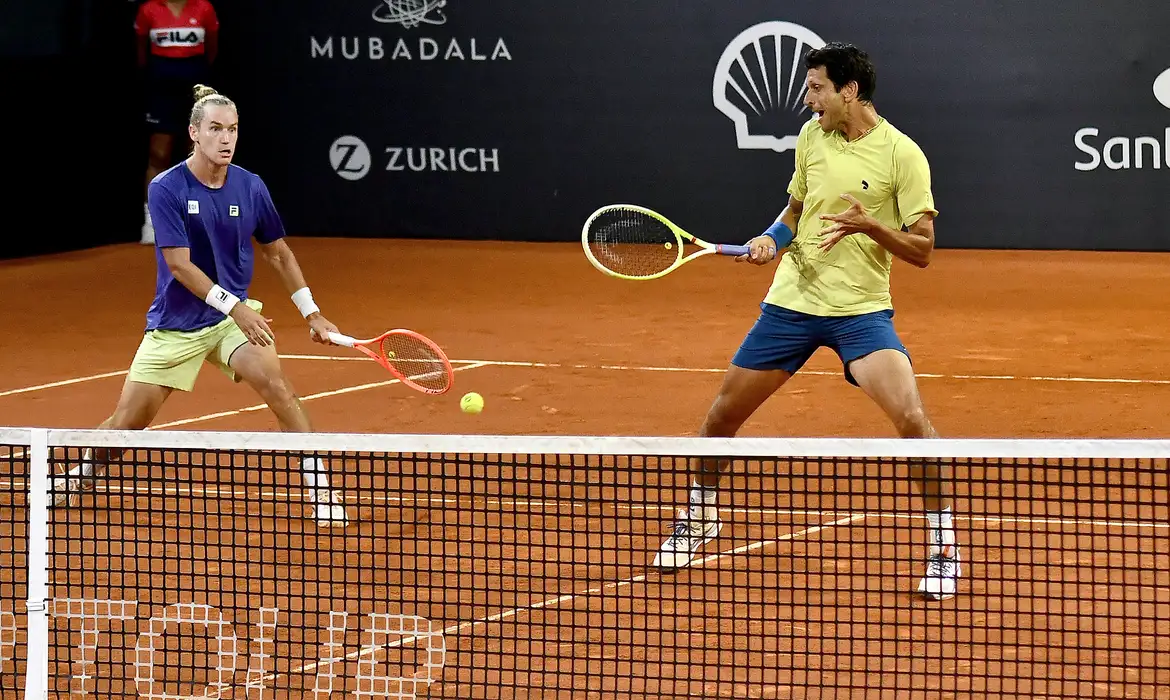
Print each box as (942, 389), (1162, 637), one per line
(1154, 68), (1170, 110)
(712, 21), (827, 153)
(372, 0), (447, 28)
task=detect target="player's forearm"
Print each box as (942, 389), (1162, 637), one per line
(261, 242), (309, 293)
(757, 202), (802, 251)
(264, 243), (323, 319)
(864, 219), (932, 268)
(776, 198), (803, 232)
(778, 205), (799, 232)
(167, 260), (221, 302)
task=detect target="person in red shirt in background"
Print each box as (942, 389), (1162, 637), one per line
(135, 0), (219, 244)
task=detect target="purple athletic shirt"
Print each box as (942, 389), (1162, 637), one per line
(145, 162), (286, 332)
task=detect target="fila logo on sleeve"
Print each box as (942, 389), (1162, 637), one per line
(188, 200), (200, 214)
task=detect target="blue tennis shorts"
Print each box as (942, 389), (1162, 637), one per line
(731, 303), (910, 386)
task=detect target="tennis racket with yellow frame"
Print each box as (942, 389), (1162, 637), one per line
(581, 204), (750, 280)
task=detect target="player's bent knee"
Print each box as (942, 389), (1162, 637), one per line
(700, 411), (739, 438)
(701, 366), (788, 438)
(254, 373), (298, 405)
(895, 406), (934, 438)
(701, 392), (753, 437)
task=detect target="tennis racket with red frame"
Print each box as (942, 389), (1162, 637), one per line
(326, 329), (455, 395)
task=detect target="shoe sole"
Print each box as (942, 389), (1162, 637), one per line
(920, 590), (957, 601)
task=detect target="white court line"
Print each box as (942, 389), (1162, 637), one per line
(0, 370), (129, 398)
(147, 362), (492, 430)
(0, 356), (484, 398)
(288, 355), (1170, 386)
(5, 356), (1170, 399)
(0, 361), (491, 458)
(226, 512), (865, 694)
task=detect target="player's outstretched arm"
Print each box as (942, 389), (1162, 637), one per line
(257, 238), (340, 345)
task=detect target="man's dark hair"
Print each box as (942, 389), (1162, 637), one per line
(804, 42), (876, 102)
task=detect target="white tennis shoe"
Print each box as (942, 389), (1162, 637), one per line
(311, 489), (350, 527)
(653, 507), (722, 571)
(301, 457), (350, 527)
(48, 458), (97, 508)
(917, 544), (962, 600)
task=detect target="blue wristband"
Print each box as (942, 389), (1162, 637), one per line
(762, 221), (794, 249)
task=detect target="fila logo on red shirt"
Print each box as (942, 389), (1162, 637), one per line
(151, 27), (206, 47)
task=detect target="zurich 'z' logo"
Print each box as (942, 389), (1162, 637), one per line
(372, 0), (447, 28)
(713, 21), (827, 153)
(330, 136), (372, 181)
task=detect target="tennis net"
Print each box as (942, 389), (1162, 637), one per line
(1, 427), (1168, 699)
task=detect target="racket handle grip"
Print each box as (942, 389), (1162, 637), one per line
(717, 244), (751, 256)
(327, 331), (357, 347)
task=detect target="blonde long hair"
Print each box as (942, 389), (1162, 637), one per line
(189, 83), (237, 128)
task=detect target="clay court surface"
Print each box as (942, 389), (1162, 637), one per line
(1, 241), (1169, 698)
(2, 240), (1169, 438)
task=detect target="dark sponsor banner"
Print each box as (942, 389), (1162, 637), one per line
(1, 0), (143, 259)
(0, 0), (66, 57)
(214, 0), (1169, 250)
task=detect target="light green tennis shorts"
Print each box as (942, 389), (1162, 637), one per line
(128, 298), (265, 392)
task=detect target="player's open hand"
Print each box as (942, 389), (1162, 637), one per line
(307, 315), (341, 345)
(230, 304), (276, 347)
(735, 235), (777, 265)
(818, 194), (874, 250)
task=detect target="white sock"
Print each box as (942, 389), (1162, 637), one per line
(926, 507), (956, 554)
(688, 480), (718, 521)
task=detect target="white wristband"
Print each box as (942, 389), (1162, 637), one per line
(291, 286), (320, 318)
(205, 284), (240, 315)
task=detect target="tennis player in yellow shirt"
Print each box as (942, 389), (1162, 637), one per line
(654, 43), (959, 600)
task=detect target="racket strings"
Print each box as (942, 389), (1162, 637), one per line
(586, 209), (681, 278)
(380, 335), (450, 392)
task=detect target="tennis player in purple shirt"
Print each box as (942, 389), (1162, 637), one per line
(53, 84), (349, 526)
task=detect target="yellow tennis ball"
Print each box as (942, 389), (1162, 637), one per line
(460, 392), (484, 414)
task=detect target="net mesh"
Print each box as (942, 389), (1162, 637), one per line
(3, 430), (1170, 698)
(1, 443), (28, 695)
(584, 208), (682, 278)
